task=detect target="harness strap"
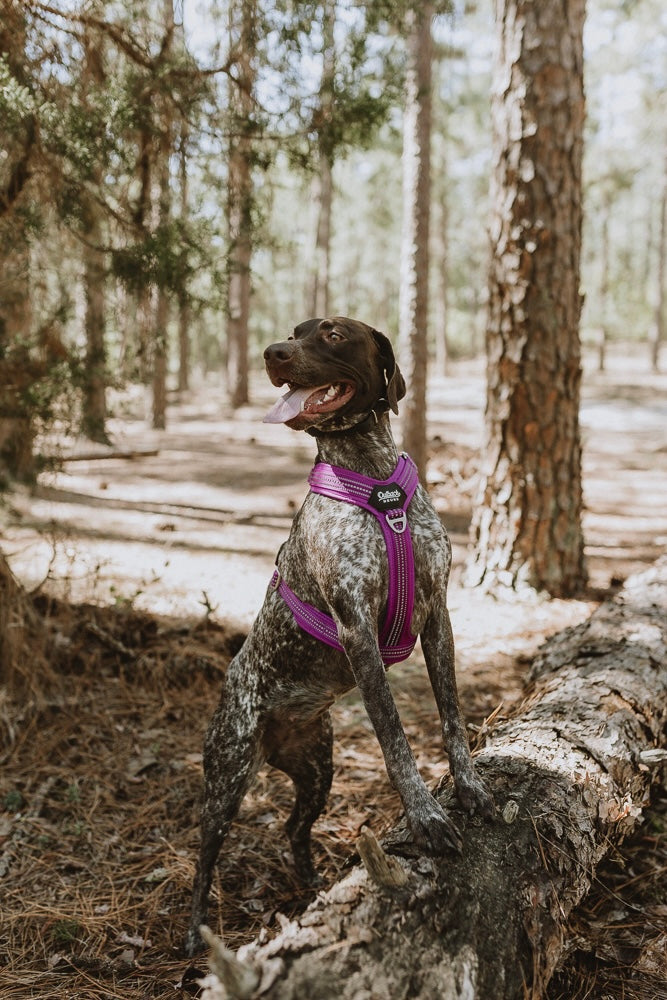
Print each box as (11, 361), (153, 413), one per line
(271, 453), (419, 666)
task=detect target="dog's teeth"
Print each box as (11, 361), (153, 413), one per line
(324, 385), (337, 400)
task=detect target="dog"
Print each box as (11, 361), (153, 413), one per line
(185, 316), (493, 955)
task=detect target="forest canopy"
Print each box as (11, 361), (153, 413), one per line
(1, 0), (665, 459)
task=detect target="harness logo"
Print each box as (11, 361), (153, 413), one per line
(368, 482), (407, 512)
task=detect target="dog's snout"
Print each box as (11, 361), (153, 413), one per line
(264, 342), (294, 365)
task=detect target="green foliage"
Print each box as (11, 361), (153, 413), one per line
(0, 55), (35, 127)
(110, 218), (214, 297)
(364, 0), (454, 34)
(324, 64), (402, 156)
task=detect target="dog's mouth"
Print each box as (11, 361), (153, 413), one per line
(263, 381), (356, 425)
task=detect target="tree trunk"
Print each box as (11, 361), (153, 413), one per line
(309, 0), (335, 319)
(0, 241), (34, 484)
(152, 290), (169, 429)
(398, 3), (433, 482)
(152, 0), (175, 431)
(82, 226), (108, 442)
(434, 155), (449, 378)
(131, 125), (154, 385)
(81, 15), (109, 444)
(649, 145), (667, 373)
(178, 123), (191, 393)
(226, 0), (257, 409)
(596, 195), (610, 374)
(177, 295), (191, 393)
(467, 0), (587, 597)
(153, 135), (170, 434)
(310, 149), (333, 318)
(0, 4), (35, 482)
(200, 560), (667, 1000)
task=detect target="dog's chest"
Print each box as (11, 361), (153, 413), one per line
(279, 488), (450, 621)
(283, 498), (385, 596)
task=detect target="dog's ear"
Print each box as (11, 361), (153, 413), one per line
(372, 329), (406, 414)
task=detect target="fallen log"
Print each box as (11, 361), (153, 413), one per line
(198, 560), (667, 1000)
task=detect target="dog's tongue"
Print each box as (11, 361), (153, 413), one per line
(263, 386), (313, 424)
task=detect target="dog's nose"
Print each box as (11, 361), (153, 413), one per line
(264, 342), (294, 364)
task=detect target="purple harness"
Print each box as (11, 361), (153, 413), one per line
(270, 453), (419, 665)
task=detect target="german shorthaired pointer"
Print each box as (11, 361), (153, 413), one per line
(185, 316), (493, 955)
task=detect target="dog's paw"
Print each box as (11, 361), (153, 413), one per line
(455, 772), (495, 820)
(408, 798), (463, 855)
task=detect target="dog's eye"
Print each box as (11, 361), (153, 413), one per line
(327, 331), (344, 343)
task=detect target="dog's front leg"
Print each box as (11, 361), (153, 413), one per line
(335, 615), (462, 854)
(421, 605), (495, 819)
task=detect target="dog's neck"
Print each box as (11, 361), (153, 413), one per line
(312, 414), (400, 481)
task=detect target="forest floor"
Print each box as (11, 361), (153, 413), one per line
(1, 344), (666, 999)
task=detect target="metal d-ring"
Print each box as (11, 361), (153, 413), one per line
(385, 510), (407, 534)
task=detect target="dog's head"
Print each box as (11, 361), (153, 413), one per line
(263, 317), (406, 432)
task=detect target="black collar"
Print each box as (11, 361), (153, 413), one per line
(306, 399), (391, 438)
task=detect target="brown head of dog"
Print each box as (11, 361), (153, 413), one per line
(263, 316), (406, 433)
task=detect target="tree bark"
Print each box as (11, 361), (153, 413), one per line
(467, 0), (587, 597)
(309, 0), (335, 319)
(130, 123), (154, 385)
(199, 560), (667, 1000)
(0, 240), (34, 484)
(649, 145), (667, 373)
(151, 0), (175, 431)
(398, 4), (433, 483)
(178, 121), (191, 393)
(596, 193), (610, 373)
(152, 288), (169, 429)
(433, 149), (449, 378)
(226, 0), (257, 409)
(81, 13), (109, 444)
(0, 2), (36, 482)
(82, 220), (108, 442)
(310, 158), (333, 318)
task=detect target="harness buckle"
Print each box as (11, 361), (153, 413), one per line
(385, 510), (407, 534)
(270, 570), (282, 590)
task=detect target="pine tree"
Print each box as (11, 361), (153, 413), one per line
(80, 7), (109, 443)
(226, 0), (257, 408)
(0, 1), (38, 481)
(467, 0), (587, 596)
(398, 2), (433, 481)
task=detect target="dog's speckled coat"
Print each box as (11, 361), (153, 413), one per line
(185, 317), (493, 955)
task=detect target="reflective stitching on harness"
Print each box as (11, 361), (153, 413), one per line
(271, 453), (419, 666)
